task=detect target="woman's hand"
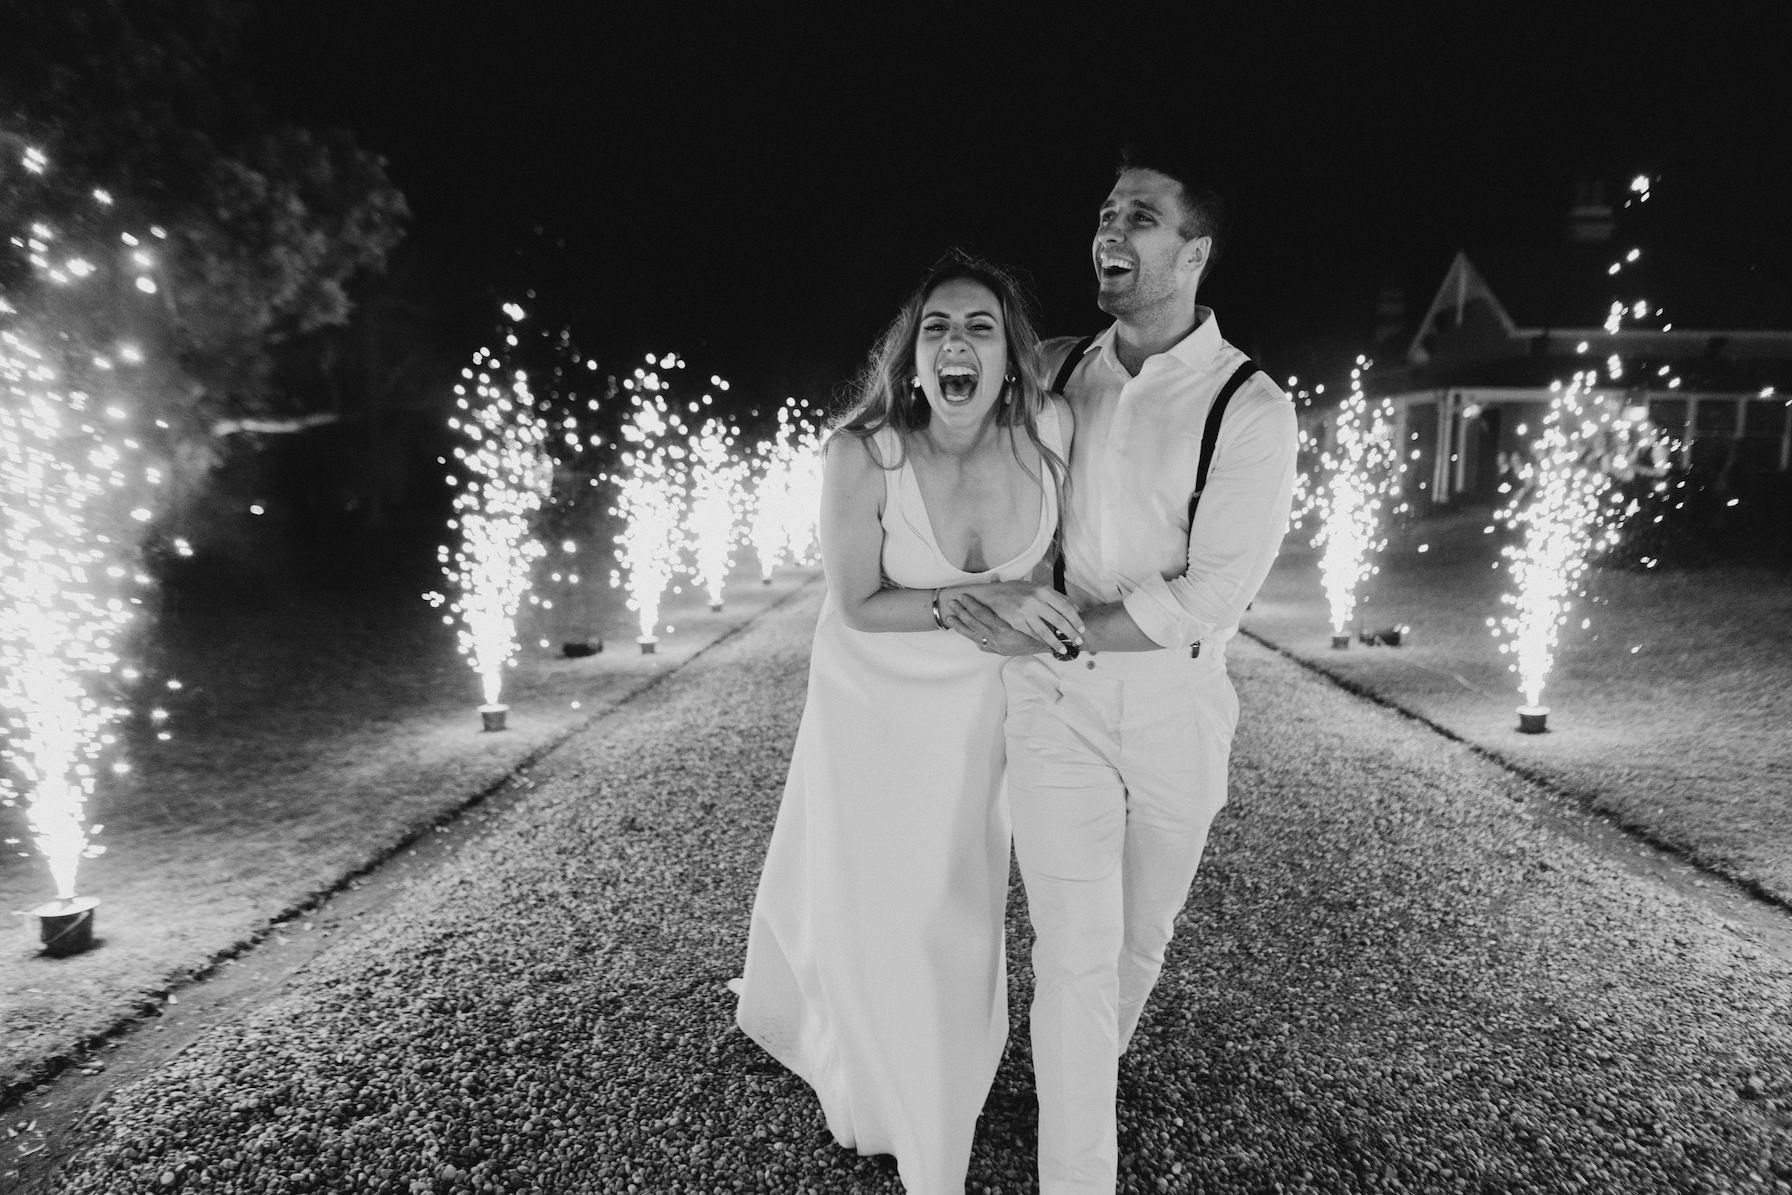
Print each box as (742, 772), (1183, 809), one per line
(943, 600), (1053, 656)
(945, 580), (1084, 648)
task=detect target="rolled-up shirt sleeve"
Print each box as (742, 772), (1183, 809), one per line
(1121, 385), (1298, 647)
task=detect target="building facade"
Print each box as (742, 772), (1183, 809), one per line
(1360, 226), (1792, 507)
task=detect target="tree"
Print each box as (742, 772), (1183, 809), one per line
(0, 0), (410, 446)
(163, 125), (410, 424)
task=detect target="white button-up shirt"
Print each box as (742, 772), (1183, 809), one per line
(1044, 310), (1297, 650)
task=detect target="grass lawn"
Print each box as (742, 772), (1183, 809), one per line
(1, 536), (822, 1102)
(1244, 505), (1792, 906)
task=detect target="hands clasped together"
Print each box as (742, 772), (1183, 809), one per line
(940, 581), (1084, 659)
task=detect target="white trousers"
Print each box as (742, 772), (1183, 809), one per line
(1003, 646), (1238, 1195)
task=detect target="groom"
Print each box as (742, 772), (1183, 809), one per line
(949, 142), (1297, 1192)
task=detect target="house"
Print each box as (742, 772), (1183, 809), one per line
(1358, 186), (1792, 506)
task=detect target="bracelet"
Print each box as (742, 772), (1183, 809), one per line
(930, 588), (948, 629)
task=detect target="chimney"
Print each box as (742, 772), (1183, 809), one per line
(1566, 178), (1614, 244)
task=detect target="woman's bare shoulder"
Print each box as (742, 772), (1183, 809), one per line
(823, 427), (897, 488)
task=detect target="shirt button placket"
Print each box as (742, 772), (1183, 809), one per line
(1101, 382), (1132, 589)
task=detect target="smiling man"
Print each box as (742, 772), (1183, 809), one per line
(952, 142), (1298, 1193)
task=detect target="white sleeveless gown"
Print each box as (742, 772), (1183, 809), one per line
(738, 419), (1060, 1193)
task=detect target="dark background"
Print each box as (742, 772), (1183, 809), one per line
(238, 3), (1792, 410)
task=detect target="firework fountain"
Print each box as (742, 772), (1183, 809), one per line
(1494, 373), (1628, 732)
(686, 414), (747, 611)
(1313, 357), (1402, 649)
(516, 324), (610, 659)
(427, 303), (554, 730)
(610, 354), (689, 652)
(1, 153), (166, 953)
(784, 412), (824, 565)
(1494, 175), (1656, 733)
(746, 459), (790, 585)
(748, 398), (824, 582)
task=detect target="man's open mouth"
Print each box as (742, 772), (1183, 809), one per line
(1098, 254), (1134, 279)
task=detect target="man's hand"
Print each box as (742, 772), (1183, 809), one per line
(945, 595), (1055, 656)
(950, 581), (1084, 647)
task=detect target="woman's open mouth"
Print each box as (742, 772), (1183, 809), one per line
(938, 363), (979, 402)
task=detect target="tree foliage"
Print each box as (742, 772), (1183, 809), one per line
(0, 0), (410, 433)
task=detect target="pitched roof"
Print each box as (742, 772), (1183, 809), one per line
(1441, 245), (1792, 334)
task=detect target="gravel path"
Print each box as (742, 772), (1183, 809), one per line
(37, 586), (1792, 1194)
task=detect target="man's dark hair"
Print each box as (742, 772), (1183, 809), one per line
(1116, 142), (1226, 276)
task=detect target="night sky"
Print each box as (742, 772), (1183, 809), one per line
(241, 3), (1791, 409)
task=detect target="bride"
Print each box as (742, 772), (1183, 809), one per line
(736, 250), (1080, 1192)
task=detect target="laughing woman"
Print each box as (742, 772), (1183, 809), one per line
(736, 251), (1079, 1193)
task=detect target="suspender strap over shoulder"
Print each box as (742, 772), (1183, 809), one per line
(1051, 335), (1098, 395)
(1048, 336), (1095, 594)
(1189, 358), (1261, 523)
(1052, 351), (1261, 597)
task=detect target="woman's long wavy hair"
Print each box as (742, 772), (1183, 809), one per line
(831, 249), (1067, 498)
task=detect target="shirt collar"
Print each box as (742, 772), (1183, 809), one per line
(1092, 306), (1222, 376)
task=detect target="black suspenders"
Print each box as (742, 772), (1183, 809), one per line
(1050, 335), (1098, 396)
(1190, 358), (1261, 521)
(1048, 337), (1098, 593)
(1050, 341), (1261, 658)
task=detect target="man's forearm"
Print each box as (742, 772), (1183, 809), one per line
(1077, 600), (1167, 653)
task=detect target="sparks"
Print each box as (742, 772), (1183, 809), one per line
(1, 173), (164, 900)
(1495, 172), (1686, 726)
(430, 312), (554, 710)
(686, 416), (748, 610)
(1495, 370), (1628, 710)
(1312, 357), (1402, 639)
(1286, 424), (1323, 533)
(610, 356), (689, 647)
(747, 398), (824, 581)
